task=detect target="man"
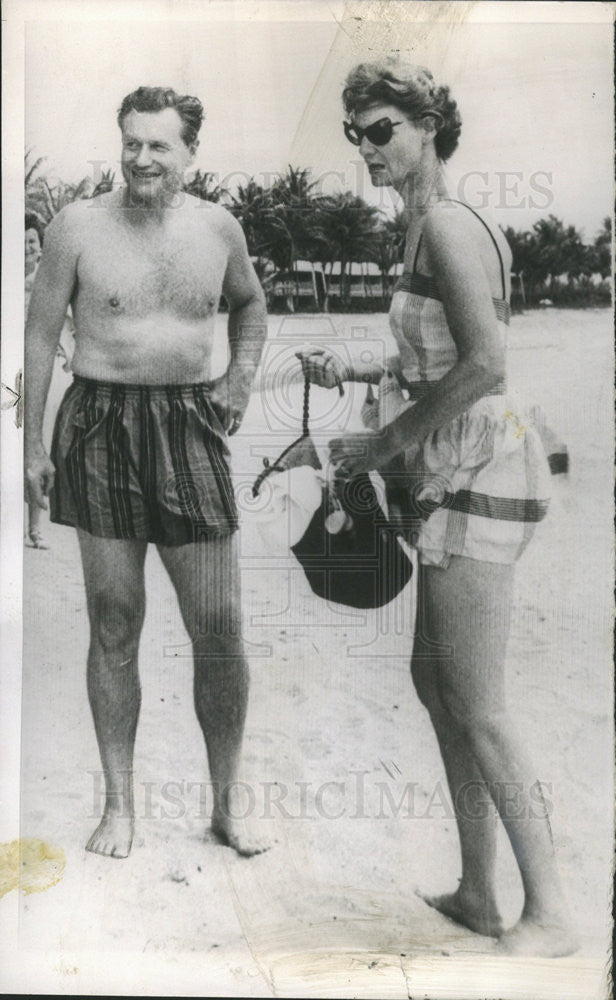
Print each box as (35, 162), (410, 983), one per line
(25, 87), (268, 859)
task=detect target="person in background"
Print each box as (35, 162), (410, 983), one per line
(25, 216), (48, 547)
(25, 214), (76, 548)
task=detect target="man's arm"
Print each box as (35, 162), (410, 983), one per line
(213, 213), (267, 434)
(25, 208), (78, 505)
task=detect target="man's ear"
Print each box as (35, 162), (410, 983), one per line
(188, 139), (199, 162)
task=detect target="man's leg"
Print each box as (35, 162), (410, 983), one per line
(157, 533), (269, 856)
(77, 529), (147, 858)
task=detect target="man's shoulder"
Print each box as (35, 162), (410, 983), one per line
(182, 196), (244, 245)
(49, 192), (116, 238)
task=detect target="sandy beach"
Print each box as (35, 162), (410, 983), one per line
(17, 307), (613, 998)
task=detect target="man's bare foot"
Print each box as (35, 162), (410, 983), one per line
(416, 885), (504, 938)
(496, 916), (579, 957)
(210, 810), (271, 857)
(86, 812), (134, 859)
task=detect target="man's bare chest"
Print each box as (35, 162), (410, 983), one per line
(76, 222), (226, 320)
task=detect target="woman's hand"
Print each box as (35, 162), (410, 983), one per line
(328, 431), (385, 478)
(329, 430), (424, 478)
(25, 448), (55, 509)
(295, 347), (349, 392)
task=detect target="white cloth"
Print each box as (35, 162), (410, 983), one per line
(252, 465), (324, 555)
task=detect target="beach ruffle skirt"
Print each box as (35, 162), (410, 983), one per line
(362, 373), (567, 568)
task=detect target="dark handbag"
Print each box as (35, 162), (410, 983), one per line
(252, 377), (413, 609)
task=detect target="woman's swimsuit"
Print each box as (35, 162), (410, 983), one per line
(386, 200), (565, 568)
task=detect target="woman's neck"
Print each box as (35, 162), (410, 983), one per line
(397, 159), (449, 223)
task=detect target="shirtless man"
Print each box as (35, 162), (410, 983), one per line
(25, 87), (268, 859)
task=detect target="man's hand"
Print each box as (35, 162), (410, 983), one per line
(209, 372), (251, 436)
(25, 450), (55, 509)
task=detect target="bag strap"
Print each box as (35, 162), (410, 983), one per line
(302, 370), (345, 437)
(302, 374), (311, 437)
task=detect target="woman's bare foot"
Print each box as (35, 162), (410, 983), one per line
(210, 809), (271, 857)
(86, 811), (134, 859)
(416, 885), (504, 938)
(27, 529), (49, 549)
(496, 916), (579, 957)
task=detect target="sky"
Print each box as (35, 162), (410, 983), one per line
(23, 1), (614, 238)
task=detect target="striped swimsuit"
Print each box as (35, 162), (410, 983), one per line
(50, 377), (238, 546)
(387, 203), (560, 568)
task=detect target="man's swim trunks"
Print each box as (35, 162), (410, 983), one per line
(50, 376), (239, 545)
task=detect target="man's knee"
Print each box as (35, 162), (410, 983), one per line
(188, 590), (242, 646)
(90, 590), (145, 652)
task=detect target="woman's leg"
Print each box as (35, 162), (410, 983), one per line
(411, 564), (503, 937)
(27, 502), (48, 548)
(418, 555), (577, 956)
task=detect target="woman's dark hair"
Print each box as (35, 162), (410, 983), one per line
(342, 58), (462, 162)
(25, 213), (44, 245)
(117, 87), (204, 148)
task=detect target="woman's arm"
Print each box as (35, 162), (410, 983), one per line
(296, 347), (403, 387)
(329, 205), (506, 473)
(378, 204), (506, 463)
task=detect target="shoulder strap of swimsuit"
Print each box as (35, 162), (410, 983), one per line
(444, 199), (507, 299)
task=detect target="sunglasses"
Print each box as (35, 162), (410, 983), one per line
(343, 116), (404, 147)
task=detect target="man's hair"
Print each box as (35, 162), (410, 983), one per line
(342, 58), (462, 162)
(117, 87), (204, 147)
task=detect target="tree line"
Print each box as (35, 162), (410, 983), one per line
(26, 152), (612, 311)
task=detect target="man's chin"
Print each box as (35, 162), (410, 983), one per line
(125, 183), (163, 206)
(125, 178), (183, 208)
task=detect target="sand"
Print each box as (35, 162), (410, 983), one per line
(16, 308), (613, 998)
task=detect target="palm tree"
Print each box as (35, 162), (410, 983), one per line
(26, 176), (93, 227)
(230, 178), (275, 261)
(183, 169), (228, 204)
(267, 166), (320, 272)
(504, 225), (534, 306)
(313, 192), (381, 309)
(228, 178), (282, 302)
(25, 148), (117, 229)
(25, 149), (46, 189)
(589, 217), (612, 280)
(92, 168), (116, 198)
(371, 209), (407, 306)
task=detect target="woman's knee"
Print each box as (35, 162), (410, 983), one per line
(438, 682), (508, 747)
(410, 644), (438, 710)
(90, 589), (145, 651)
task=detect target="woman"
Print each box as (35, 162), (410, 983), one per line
(24, 217), (48, 548)
(298, 59), (576, 957)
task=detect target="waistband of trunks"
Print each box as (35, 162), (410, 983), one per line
(406, 378), (507, 401)
(71, 374), (216, 397)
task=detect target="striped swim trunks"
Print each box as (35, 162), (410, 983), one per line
(50, 376), (239, 545)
